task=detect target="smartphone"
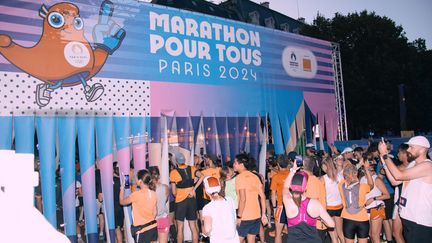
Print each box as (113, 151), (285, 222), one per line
(124, 174), (130, 189)
(295, 155), (303, 167)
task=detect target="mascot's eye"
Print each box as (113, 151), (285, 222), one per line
(48, 12), (64, 28)
(73, 17), (84, 30)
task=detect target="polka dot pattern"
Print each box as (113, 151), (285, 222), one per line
(0, 72), (151, 117)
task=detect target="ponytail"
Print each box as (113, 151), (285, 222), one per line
(137, 169), (156, 191)
(292, 191), (302, 208)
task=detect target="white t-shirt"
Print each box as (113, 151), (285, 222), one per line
(202, 196), (239, 243)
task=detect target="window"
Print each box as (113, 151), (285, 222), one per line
(265, 17), (275, 29)
(249, 11), (260, 25)
(280, 23), (290, 32)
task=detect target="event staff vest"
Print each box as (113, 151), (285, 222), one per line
(342, 182), (362, 215)
(399, 160), (432, 227)
(175, 166), (194, 189)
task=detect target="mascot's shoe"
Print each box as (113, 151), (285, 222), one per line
(35, 83), (53, 107)
(84, 83), (104, 102)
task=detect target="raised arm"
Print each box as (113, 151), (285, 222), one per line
(379, 141), (432, 181)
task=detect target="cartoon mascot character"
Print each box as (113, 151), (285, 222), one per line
(0, 1), (125, 107)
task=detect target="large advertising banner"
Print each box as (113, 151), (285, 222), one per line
(0, 0), (337, 241)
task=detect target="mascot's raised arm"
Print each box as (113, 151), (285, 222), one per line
(0, 0), (125, 107)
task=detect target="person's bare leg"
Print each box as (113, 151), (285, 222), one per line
(98, 214), (105, 237)
(275, 222), (284, 243)
(334, 216), (345, 243)
(158, 231), (169, 243)
(328, 228), (338, 243)
(358, 238), (368, 243)
(345, 238), (354, 243)
(35, 195), (43, 213)
(259, 225), (265, 243)
(247, 234), (256, 243)
(115, 226), (122, 243)
(392, 215), (405, 243)
(176, 220), (184, 243)
(383, 219), (393, 242)
(370, 218), (383, 243)
(188, 220), (199, 243)
(239, 236), (245, 243)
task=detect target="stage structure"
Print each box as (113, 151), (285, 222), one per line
(0, 0), (341, 242)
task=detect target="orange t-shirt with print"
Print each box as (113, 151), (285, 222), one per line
(236, 170), (262, 220)
(338, 180), (371, 222)
(130, 188), (157, 230)
(169, 165), (197, 203)
(270, 170), (289, 206)
(201, 167), (221, 199)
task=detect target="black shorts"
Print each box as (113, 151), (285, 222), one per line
(237, 218), (260, 237)
(384, 194), (394, 220)
(342, 218), (369, 239)
(402, 218), (432, 243)
(327, 208), (342, 217)
(136, 226), (157, 243)
(175, 197), (197, 221)
(169, 201), (175, 213)
(115, 207), (124, 228)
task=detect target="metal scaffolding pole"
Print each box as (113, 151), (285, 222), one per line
(331, 43), (348, 141)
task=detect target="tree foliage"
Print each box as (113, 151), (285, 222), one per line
(301, 11), (432, 139)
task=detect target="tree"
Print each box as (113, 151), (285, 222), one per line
(301, 11), (432, 139)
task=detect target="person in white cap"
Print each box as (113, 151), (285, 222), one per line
(306, 143), (316, 157)
(341, 147), (354, 160)
(201, 176), (239, 243)
(378, 136), (432, 243)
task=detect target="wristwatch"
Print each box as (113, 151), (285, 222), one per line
(382, 154), (388, 160)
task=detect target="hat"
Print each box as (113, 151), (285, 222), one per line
(290, 171), (308, 193)
(203, 176), (221, 195)
(174, 152), (186, 165)
(341, 147), (354, 154)
(405, 136), (430, 149)
(287, 151), (298, 161)
(305, 143), (315, 149)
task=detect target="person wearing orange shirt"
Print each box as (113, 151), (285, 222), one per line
(169, 152), (199, 243)
(270, 155), (290, 243)
(234, 153), (268, 243)
(120, 169), (158, 243)
(338, 162), (373, 243)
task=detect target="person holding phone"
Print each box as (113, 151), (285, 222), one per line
(120, 169), (158, 243)
(379, 136), (432, 243)
(283, 162), (335, 243)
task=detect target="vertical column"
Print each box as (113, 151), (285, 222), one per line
(58, 117), (77, 243)
(113, 117), (133, 242)
(130, 117), (147, 174)
(96, 117), (115, 243)
(0, 116), (13, 149)
(77, 117), (98, 243)
(14, 116), (35, 154)
(36, 117), (57, 227)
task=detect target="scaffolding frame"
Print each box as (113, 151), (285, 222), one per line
(331, 43), (348, 141)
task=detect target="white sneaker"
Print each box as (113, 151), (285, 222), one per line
(35, 83), (53, 107)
